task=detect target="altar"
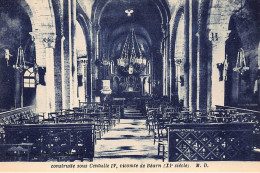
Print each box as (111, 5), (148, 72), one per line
(122, 90), (141, 98)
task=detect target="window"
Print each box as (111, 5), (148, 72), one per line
(24, 67), (35, 88)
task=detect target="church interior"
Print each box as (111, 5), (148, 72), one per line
(0, 0), (260, 162)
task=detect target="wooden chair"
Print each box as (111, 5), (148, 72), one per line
(156, 116), (168, 162)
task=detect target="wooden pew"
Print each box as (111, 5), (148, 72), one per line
(167, 123), (254, 161)
(3, 123), (95, 161)
(0, 143), (33, 161)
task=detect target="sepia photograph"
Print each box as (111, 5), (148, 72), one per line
(0, 0), (259, 172)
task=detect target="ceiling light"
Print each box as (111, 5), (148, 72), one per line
(125, 9), (134, 17)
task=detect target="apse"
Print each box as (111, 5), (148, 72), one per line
(93, 0), (169, 97)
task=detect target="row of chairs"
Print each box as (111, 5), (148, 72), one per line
(36, 102), (122, 142)
(145, 101), (259, 161)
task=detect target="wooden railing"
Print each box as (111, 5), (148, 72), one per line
(0, 106), (36, 126)
(145, 103), (260, 161)
(167, 123), (254, 161)
(215, 105), (260, 133)
(1, 123), (95, 161)
(215, 105), (260, 114)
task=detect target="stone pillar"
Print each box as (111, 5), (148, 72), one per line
(60, 36), (66, 109)
(43, 34), (57, 113)
(257, 43), (260, 107)
(162, 24), (169, 97)
(83, 58), (91, 102)
(174, 58), (183, 103)
(71, 0), (78, 107)
(62, 0), (73, 109)
(169, 58), (172, 101)
(87, 57), (92, 103)
(209, 29), (230, 107)
(197, 37), (209, 111)
(189, 0), (198, 112)
(30, 32), (46, 114)
(92, 25), (101, 102)
(30, 31), (56, 114)
(184, 0), (190, 108)
(14, 70), (22, 108)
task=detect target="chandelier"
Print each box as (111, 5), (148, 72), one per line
(233, 48), (249, 75)
(13, 46), (29, 73)
(117, 28), (147, 74)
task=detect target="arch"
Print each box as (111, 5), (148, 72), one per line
(77, 13), (92, 62)
(206, 0), (243, 109)
(109, 24), (152, 47)
(76, 11), (92, 101)
(170, 6), (184, 60)
(169, 5), (185, 104)
(19, 0), (34, 29)
(92, 0), (170, 27)
(22, 0), (56, 33)
(207, 0), (242, 31)
(51, 0), (62, 37)
(153, 0), (171, 25)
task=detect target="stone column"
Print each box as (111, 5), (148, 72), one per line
(92, 25), (101, 102)
(43, 34), (57, 113)
(209, 29), (230, 107)
(184, 0), (190, 108)
(29, 31), (56, 114)
(71, 0), (78, 107)
(174, 58), (183, 103)
(169, 58), (172, 101)
(161, 24), (170, 97)
(87, 56), (92, 103)
(60, 36), (67, 109)
(30, 32), (46, 114)
(188, 0), (198, 112)
(63, 0), (73, 109)
(14, 70), (21, 108)
(257, 43), (260, 107)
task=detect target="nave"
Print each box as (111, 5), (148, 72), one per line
(0, 0), (260, 164)
(95, 119), (158, 161)
(0, 98), (260, 162)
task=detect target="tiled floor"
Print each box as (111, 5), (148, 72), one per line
(94, 119), (161, 162)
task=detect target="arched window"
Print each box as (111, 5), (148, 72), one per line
(24, 67), (35, 88)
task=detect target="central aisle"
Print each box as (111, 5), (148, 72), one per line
(94, 119), (160, 161)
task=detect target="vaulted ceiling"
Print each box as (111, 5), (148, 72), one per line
(92, 0), (170, 43)
(87, 0), (171, 62)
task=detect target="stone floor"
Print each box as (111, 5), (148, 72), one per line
(94, 119), (161, 162)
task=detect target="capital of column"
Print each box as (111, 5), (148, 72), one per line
(43, 34), (57, 48)
(30, 32), (57, 48)
(78, 57), (88, 64)
(174, 58), (183, 66)
(208, 29), (231, 45)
